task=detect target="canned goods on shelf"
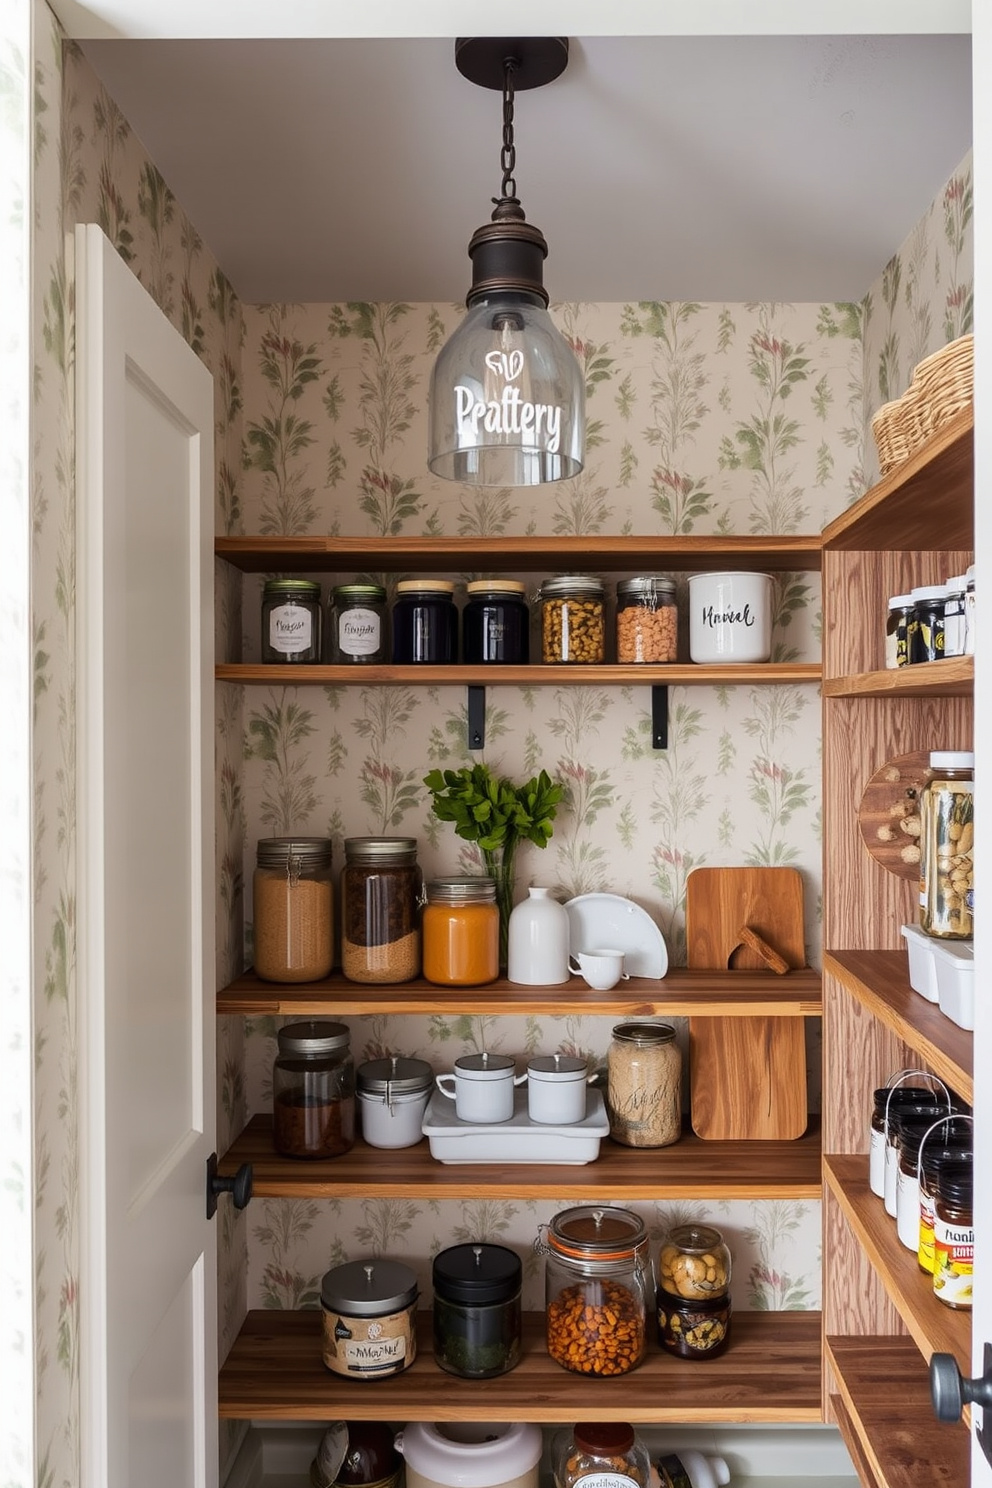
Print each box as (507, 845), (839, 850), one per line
(539, 575), (605, 663)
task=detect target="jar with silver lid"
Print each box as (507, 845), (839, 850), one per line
(320, 1258), (419, 1378)
(328, 583), (387, 664)
(539, 575), (606, 663)
(606, 1021), (682, 1147)
(356, 1055), (433, 1149)
(616, 576), (678, 663)
(273, 1019), (355, 1159)
(341, 836), (422, 984)
(253, 836), (334, 982)
(261, 578), (322, 663)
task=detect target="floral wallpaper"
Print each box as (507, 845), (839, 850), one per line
(23, 13), (974, 1486)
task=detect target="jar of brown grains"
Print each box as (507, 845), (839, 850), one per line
(253, 837), (334, 983)
(615, 576), (678, 663)
(273, 1020), (355, 1159)
(606, 1021), (682, 1147)
(341, 837), (422, 983)
(539, 1205), (650, 1377)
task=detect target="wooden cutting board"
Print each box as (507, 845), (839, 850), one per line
(686, 867), (808, 1141)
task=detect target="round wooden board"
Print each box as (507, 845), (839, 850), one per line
(857, 750), (929, 878)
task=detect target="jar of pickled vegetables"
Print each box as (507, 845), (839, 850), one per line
(919, 751), (974, 938)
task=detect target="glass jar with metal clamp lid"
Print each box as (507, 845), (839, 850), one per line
(538, 1204), (650, 1377)
(253, 836), (334, 982)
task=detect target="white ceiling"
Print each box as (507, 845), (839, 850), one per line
(77, 31), (973, 305)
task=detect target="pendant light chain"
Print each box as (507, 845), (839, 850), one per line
(497, 55), (519, 203)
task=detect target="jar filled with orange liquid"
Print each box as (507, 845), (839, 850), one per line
(422, 877), (499, 986)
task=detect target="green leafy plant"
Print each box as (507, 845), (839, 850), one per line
(423, 763), (563, 965)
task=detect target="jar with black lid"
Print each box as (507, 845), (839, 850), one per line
(462, 579), (529, 664)
(391, 579), (457, 663)
(273, 1019), (355, 1159)
(869, 1082), (936, 1197)
(539, 575), (606, 663)
(341, 837), (422, 984)
(432, 1242), (523, 1378)
(884, 594), (914, 669)
(328, 583), (387, 664)
(616, 576), (678, 663)
(933, 1164), (974, 1309)
(908, 583), (945, 663)
(539, 1204), (650, 1377)
(917, 1118), (973, 1274)
(261, 578), (322, 663)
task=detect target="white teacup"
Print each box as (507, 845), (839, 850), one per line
(568, 947), (629, 992)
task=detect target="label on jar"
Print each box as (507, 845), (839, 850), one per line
(322, 1304), (414, 1375)
(918, 1187), (936, 1273)
(269, 601), (313, 655)
(339, 606), (381, 656)
(933, 1215), (974, 1306)
(570, 1474), (641, 1488)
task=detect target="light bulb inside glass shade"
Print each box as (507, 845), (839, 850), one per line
(428, 296), (585, 486)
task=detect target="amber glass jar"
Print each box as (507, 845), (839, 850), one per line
(553, 1423), (651, 1488)
(341, 837), (421, 984)
(540, 1205), (650, 1377)
(253, 837), (334, 983)
(422, 876), (499, 986)
(273, 1020), (355, 1159)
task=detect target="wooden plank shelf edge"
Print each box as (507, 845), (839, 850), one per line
(219, 1310), (822, 1423)
(219, 1115), (823, 1200)
(823, 656), (973, 698)
(216, 661), (823, 687)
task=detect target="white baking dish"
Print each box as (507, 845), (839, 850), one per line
(422, 1086), (609, 1164)
(901, 923), (939, 1002)
(930, 937), (975, 1030)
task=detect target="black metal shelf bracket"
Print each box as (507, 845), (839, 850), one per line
(652, 685), (669, 750)
(467, 685), (486, 750)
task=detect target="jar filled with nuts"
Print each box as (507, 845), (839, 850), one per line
(539, 575), (606, 664)
(539, 1205), (650, 1377)
(616, 576), (678, 663)
(657, 1223), (732, 1359)
(552, 1422), (651, 1488)
(919, 751), (974, 939)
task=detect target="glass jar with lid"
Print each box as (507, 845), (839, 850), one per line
(552, 1422), (651, 1488)
(616, 576), (678, 663)
(942, 575), (968, 659)
(918, 1120), (973, 1274)
(933, 1163), (974, 1309)
(919, 751), (974, 938)
(606, 1021), (682, 1147)
(273, 1019), (355, 1159)
(656, 1223), (732, 1360)
(328, 583), (387, 664)
(908, 583), (945, 664)
(539, 1204), (650, 1376)
(539, 575), (606, 663)
(462, 579), (530, 664)
(261, 578), (322, 663)
(253, 836), (334, 982)
(391, 579), (457, 663)
(884, 594), (914, 669)
(432, 1242), (523, 1378)
(422, 876), (499, 986)
(341, 837), (422, 984)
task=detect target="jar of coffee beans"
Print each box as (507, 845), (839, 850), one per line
(273, 1020), (355, 1159)
(539, 576), (606, 663)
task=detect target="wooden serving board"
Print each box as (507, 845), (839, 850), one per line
(686, 867), (808, 1141)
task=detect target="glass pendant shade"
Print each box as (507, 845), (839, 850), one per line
(428, 291), (585, 486)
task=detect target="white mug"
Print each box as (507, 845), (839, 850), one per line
(568, 947), (629, 992)
(435, 1053), (527, 1124)
(526, 1054), (589, 1125)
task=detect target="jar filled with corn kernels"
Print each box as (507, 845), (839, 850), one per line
(616, 577), (678, 663)
(538, 1205), (650, 1377)
(539, 576), (606, 663)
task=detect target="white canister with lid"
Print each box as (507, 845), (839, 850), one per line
(688, 571), (772, 663)
(357, 1055), (434, 1148)
(526, 1054), (589, 1125)
(507, 886), (570, 985)
(435, 1053), (527, 1124)
(394, 1421), (542, 1488)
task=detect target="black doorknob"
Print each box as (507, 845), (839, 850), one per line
(931, 1348), (992, 1422)
(205, 1152), (253, 1219)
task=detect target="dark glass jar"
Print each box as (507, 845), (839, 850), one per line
(261, 578), (322, 663)
(432, 1243), (522, 1378)
(391, 579), (457, 663)
(462, 579), (529, 664)
(921, 1149), (973, 1275)
(908, 583), (945, 664)
(273, 1020), (355, 1159)
(540, 1205), (650, 1377)
(328, 583), (387, 664)
(869, 1082), (946, 1202)
(656, 1287), (732, 1359)
(616, 576), (678, 663)
(933, 1165), (974, 1309)
(341, 837), (421, 984)
(884, 593), (914, 669)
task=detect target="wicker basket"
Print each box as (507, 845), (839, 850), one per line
(871, 395), (917, 475)
(910, 333), (974, 439)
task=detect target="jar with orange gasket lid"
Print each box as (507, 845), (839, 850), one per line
(539, 1205), (650, 1377)
(421, 876), (499, 986)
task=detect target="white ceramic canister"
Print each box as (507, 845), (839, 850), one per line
(357, 1055), (434, 1149)
(657, 1450), (731, 1488)
(394, 1421), (542, 1488)
(507, 886), (570, 986)
(526, 1054), (589, 1125)
(435, 1053), (527, 1124)
(688, 570), (772, 663)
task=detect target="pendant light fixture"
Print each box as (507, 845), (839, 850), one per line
(428, 38), (585, 487)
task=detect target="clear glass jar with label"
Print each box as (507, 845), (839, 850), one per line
(273, 1019), (355, 1159)
(253, 836), (334, 982)
(328, 583), (387, 664)
(942, 575), (968, 659)
(919, 751), (974, 938)
(261, 578), (322, 663)
(553, 1422), (650, 1488)
(606, 1021), (681, 1147)
(908, 583), (945, 664)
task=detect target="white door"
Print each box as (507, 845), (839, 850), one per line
(75, 223), (217, 1488)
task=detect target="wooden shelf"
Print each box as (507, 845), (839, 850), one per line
(216, 661), (822, 687)
(220, 1114), (822, 1200)
(822, 408), (973, 553)
(824, 951), (972, 1104)
(823, 656), (973, 699)
(823, 1154), (970, 1374)
(218, 1309), (822, 1423)
(826, 1336), (970, 1488)
(216, 533), (823, 574)
(217, 966), (822, 1018)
